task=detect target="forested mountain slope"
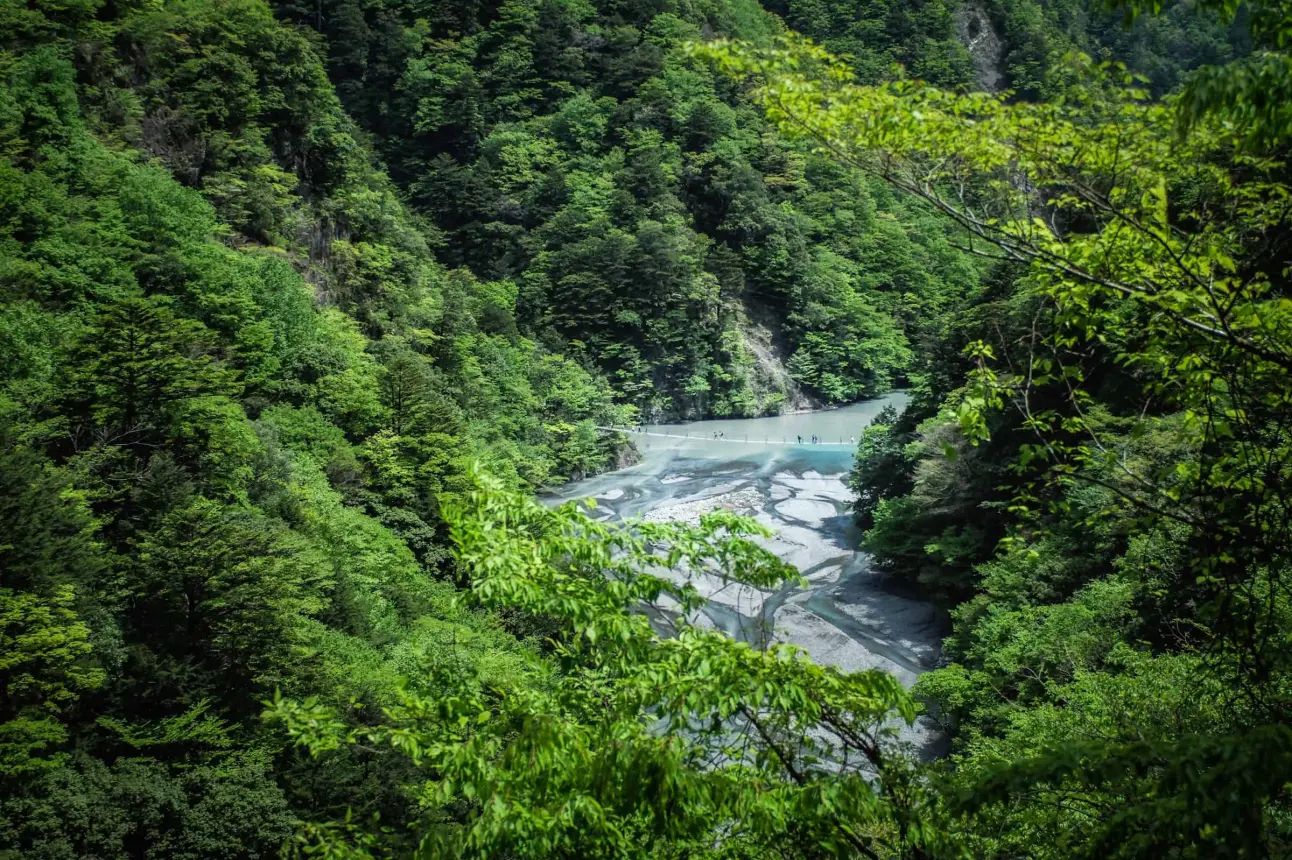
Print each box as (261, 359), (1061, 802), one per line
(0, 0), (967, 848)
(269, 0), (984, 416)
(0, 0), (637, 850)
(264, 0), (1244, 418)
(1, 0), (1280, 854)
(772, 0), (1245, 96)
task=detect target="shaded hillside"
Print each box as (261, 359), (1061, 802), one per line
(271, 0), (983, 417)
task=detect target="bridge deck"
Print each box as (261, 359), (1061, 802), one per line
(594, 426), (856, 447)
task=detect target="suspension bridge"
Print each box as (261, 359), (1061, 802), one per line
(593, 426), (857, 447)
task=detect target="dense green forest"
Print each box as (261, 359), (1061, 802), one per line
(270, 0), (982, 415)
(3, 0), (1291, 854)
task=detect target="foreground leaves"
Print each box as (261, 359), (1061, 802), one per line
(270, 469), (941, 859)
(696, 18), (1292, 859)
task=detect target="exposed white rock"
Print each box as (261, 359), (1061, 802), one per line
(774, 497), (838, 526)
(643, 485), (765, 525)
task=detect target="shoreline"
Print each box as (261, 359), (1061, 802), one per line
(640, 389), (909, 425)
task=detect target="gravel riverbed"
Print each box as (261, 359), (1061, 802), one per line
(544, 394), (948, 759)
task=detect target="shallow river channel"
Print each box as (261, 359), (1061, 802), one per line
(545, 393), (947, 758)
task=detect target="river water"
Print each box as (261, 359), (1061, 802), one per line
(546, 393), (947, 758)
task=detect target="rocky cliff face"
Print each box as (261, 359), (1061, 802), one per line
(741, 317), (822, 415)
(955, 2), (1005, 92)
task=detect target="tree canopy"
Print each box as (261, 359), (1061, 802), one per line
(2, 0), (1288, 855)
